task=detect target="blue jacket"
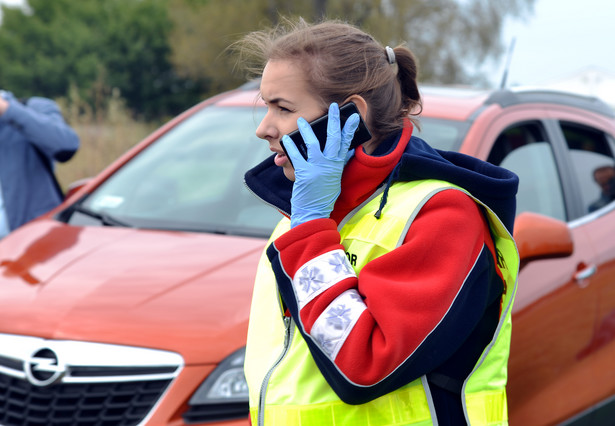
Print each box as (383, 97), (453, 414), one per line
(0, 91), (80, 231)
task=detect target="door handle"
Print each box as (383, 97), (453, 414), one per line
(574, 264), (597, 287)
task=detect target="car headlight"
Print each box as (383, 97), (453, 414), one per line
(183, 346), (249, 424)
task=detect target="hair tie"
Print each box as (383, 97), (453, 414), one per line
(385, 46), (396, 65)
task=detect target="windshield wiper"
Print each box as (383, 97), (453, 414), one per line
(71, 205), (133, 227)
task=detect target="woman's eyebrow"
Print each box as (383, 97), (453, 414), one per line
(266, 98), (284, 106)
(260, 94), (292, 106)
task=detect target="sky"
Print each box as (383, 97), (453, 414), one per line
(0, 0), (21, 11)
(2, 0), (615, 90)
(487, 0), (615, 88)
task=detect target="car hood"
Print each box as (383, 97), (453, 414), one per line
(0, 219), (268, 364)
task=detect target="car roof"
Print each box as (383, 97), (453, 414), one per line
(418, 85), (615, 120)
(213, 81), (615, 121)
(486, 86), (615, 118)
(418, 86), (491, 121)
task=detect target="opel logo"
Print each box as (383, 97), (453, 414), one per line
(24, 347), (66, 386)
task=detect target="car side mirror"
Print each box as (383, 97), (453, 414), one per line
(513, 212), (574, 269)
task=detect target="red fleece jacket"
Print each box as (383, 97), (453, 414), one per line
(270, 129), (502, 387)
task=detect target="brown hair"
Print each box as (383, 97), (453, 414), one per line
(235, 19), (422, 143)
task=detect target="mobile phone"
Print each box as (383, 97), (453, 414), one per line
(281, 102), (372, 166)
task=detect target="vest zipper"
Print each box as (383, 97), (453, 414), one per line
(257, 316), (294, 426)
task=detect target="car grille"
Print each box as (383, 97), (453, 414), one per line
(0, 375), (171, 425)
(0, 334), (183, 426)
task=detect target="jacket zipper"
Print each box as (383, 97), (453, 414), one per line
(257, 316), (294, 426)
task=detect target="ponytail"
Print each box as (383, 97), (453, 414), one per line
(393, 45), (422, 124)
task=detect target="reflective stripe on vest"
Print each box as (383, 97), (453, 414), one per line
(245, 179), (519, 425)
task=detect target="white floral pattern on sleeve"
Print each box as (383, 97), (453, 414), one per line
(292, 249), (355, 310)
(311, 289), (366, 360)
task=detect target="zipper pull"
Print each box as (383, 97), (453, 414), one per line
(283, 316), (291, 347)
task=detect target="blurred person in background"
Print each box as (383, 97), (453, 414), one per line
(589, 165), (615, 212)
(0, 90), (79, 239)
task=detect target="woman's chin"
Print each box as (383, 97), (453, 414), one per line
(282, 165), (296, 182)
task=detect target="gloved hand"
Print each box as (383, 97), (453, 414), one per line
(345, 148), (355, 165)
(282, 103), (360, 228)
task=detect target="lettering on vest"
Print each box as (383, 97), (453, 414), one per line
(345, 251), (357, 266)
(496, 248), (507, 269)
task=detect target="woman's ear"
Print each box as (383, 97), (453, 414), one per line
(343, 95), (368, 120)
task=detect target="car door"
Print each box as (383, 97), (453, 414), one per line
(547, 118), (615, 424)
(473, 107), (600, 425)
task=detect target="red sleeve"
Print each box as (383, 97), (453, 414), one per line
(267, 188), (496, 397)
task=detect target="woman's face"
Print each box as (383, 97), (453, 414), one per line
(256, 60), (326, 181)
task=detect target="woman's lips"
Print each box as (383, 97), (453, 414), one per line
(274, 152), (288, 167)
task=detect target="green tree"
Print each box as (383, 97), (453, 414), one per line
(167, 0), (313, 96)
(169, 0), (535, 91)
(358, 0), (534, 85)
(0, 0), (205, 119)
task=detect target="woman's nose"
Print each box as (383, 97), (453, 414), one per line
(256, 113), (277, 141)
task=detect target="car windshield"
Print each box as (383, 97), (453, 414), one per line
(67, 104), (467, 237)
(415, 117), (468, 152)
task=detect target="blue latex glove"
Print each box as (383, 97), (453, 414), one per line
(345, 148), (355, 165)
(282, 103), (360, 228)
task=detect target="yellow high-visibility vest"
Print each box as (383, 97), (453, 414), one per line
(245, 179), (519, 425)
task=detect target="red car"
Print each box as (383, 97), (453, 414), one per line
(1, 83), (614, 426)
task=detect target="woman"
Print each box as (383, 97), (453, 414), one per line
(240, 19), (519, 426)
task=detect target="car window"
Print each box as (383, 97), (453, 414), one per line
(74, 105), (281, 237)
(487, 123), (567, 221)
(414, 117), (469, 151)
(559, 122), (615, 214)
